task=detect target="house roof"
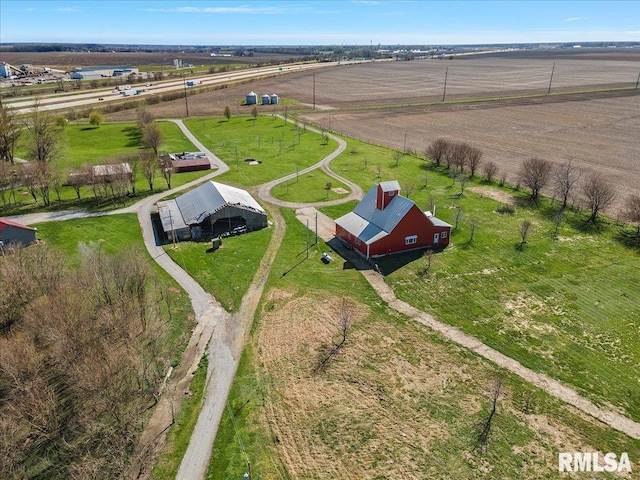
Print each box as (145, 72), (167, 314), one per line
(176, 181), (264, 226)
(336, 184), (414, 245)
(0, 217), (36, 232)
(157, 181), (265, 233)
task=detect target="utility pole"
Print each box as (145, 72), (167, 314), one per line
(547, 62), (555, 95)
(182, 74), (189, 117)
(442, 66), (448, 102)
(313, 72), (316, 110)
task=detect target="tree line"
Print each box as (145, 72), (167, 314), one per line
(0, 101), (172, 211)
(424, 137), (640, 231)
(0, 244), (172, 478)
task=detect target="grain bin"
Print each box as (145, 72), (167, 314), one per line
(261, 94), (270, 105)
(270, 94), (279, 105)
(245, 91), (257, 105)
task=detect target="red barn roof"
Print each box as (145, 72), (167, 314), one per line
(0, 218), (36, 232)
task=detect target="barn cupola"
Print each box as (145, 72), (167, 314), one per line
(376, 180), (401, 210)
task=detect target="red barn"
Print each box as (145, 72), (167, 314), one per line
(335, 181), (451, 259)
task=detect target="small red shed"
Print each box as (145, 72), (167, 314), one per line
(335, 181), (451, 259)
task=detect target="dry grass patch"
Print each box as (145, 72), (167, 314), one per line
(252, 290), (625, 479)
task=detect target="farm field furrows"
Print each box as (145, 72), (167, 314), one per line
(300, 94), (640, 214)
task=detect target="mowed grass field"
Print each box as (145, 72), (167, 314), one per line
(2, 120), (209, 216)
(320, 137), (640, 424)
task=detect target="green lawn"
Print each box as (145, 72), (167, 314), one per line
(165, 225), (273, 312)
(2, 121), (210, 216)
(184, 115), (337, 188)
(270, 168), (351, 203)
(319, 135), (640, 423)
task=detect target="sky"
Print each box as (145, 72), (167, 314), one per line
(1, 0), (639, 46)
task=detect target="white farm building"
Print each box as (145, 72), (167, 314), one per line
(70, 65), (139, 81)
(156, 181), (267, 242)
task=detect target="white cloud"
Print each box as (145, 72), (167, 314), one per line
(563, 17), (583, 22)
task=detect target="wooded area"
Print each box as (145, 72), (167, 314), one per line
(0, 244), (171, 479)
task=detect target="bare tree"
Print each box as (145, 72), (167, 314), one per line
(66, 167), (87, 200)
(468, 219), (477, 244)
(160, 156), (174, 189)
(554, 161), (581, 210)
(20, 161), (56, 207)
(483, 161), (498, 183)
(23, 100), (61, 164)
(404, 183), (415, 198)
(465, 145), (483, 178)
(393, 150), (402, 167)
(137, 105), (154, 130)
(0, 245), (170, 477)
(477, 375), (504, 454)
(0, 160), (18, 207)
(517, 219), (532, 250)
(449, 141), (466, 172)
(519, 157), (551, 205)
(223, 105), (231, 121)
(425, 138), (449, 167)
(624, 195), (640, 234)
(140, 151), (157, 191)
(142, 122), (163, 159)
(453, 206), (463, 232)
(582, 173), (615, 224)
(0, 100), (21, 164)
(314, 297), (354, 372)
(422, 249), (434, 275)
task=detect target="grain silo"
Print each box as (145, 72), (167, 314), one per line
(261, 94), (270, 105)
(269, 94), (279, 105)
(245, 91), (258, 105)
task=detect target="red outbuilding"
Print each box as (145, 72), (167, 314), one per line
(335, 181), (451, 259)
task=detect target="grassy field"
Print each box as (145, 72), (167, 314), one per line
(2, 120), (210, 216)
(184, 115), (337, 188)
(206, 208), (640, 479)
(318, 136), (640, 423)
(165, 225), (273, 312)
(270, 168), (351, 203)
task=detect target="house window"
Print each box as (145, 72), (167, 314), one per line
(405, 235), (417, 245)
(441, 231), (448, 239)
(389, 190), (395, 197)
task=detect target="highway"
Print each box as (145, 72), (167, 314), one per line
(4, 60), (353, 115)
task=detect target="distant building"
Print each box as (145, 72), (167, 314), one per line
(335, 181), (451, 258)
(0, 218), (37, 248)
(161, 152), (212, 173)
(156, 181), (267, 241)
(70, 65), (139, 81)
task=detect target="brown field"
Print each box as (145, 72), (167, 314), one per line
(104, 53), (640, 216)
(0, 51), (297, 69)
(253, 291), (631, 479)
